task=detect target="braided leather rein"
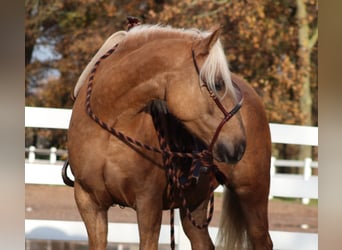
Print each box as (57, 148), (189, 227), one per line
(85, 39), (243, 249)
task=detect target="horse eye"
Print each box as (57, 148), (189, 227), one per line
(215, 80), (224, 92)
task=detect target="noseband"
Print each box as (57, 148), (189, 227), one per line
(82, 32), (243, 249)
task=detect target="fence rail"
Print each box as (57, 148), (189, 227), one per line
(25, 107), (318, 249)
(25, 107), (318, 146)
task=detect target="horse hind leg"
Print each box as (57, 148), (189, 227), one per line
(237, 186), (273, 250)
(216, 187), (251, 250)
(74, 182), (109, 250)
(217, 186), (272, 250)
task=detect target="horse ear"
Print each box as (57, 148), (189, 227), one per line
(193, 26), (221, 56)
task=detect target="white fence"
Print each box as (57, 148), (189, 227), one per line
(25, 107), (318, 249)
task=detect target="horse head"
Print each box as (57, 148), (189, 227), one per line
(158, 26), (246, 164)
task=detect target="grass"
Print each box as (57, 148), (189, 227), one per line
(271, 197), (318, 206)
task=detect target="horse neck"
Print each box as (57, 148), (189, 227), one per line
(90, 45), (172, 127)
(74, 31), (127, 98)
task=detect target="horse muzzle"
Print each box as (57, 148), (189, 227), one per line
(213, 139), (246, 164)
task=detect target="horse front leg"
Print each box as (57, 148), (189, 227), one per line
(180, 198), (215, 250)
(74, 182), (109, 250)
(136, 196), (163, 250)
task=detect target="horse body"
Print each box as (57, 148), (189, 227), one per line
(67, 24), (272, 250)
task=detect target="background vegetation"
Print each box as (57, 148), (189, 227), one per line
(25, 0), (318, 160)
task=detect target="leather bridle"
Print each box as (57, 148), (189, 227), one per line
(191, 49), (244, 153)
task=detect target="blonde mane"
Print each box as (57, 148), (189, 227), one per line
(73, 25), (235, 100)
(200, 38), (235, 100)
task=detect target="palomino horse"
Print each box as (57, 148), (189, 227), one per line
(63, 23), (272, 250)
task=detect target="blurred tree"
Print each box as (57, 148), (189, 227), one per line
(25, 0), (161, 108)
(296, 0), (318, 159)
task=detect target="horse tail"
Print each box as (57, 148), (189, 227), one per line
(216, 187), (252, 249)
(61, 160), (74, 187)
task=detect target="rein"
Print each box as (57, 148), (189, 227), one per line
(84, 34), (243, 250)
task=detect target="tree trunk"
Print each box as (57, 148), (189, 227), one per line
(296, 0), (318, 160)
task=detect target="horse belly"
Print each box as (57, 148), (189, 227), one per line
(102, 145), (168, 208)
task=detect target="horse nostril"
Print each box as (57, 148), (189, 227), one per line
(214, 140), (246, 164)
(236, 141), (246, 161)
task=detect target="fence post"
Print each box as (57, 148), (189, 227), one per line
(25, 240), (31, 250)
(28, 146), (36, 163)
(47, 240), (52, 250)
(175, 209), (191, 250)
(269, 156), (276, 200)
(50, 147), (57, 164)
(302, 157), (312, 205)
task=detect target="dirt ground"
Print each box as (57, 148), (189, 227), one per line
(25, 184), (317, 234)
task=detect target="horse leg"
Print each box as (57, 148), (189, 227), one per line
(237, 187), (273, 250)
(136, 197), (163, 250)
(180, 198), (214, 250)
(74, 182), (109, 250)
